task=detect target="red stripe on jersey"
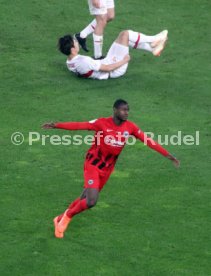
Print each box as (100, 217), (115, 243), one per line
(80, 70), (94, 78)
(134, 33), (141, 49)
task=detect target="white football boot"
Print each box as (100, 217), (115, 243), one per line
(152, 30), (168, 56)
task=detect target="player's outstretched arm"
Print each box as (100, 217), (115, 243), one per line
(134, 128), (180, 168)
(100, 54), (130, 72)
(42, 121), (99, 131)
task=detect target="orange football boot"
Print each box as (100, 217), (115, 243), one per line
(58, 210), (71, 231)
(53, 216), (64, 238)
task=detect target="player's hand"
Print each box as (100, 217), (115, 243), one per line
(42, 122), (56, 129)
(172, 158), (180, 168)
(167, 154), (180, 168)
(92, 0), (101, 8)
(123, 54), (131, 63)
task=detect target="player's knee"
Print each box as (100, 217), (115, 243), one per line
(96, 15), (107, 27)
(119, 30), (129, 40)
(107, 13), (115, 22)
(86, 198), (98, 208)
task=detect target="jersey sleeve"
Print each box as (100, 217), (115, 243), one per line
(88, 58), (101, 71)
(55, 118), (102, 131)
(131, 123), (169, 157)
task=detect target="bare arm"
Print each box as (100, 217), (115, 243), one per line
(99, 55), (130, 72)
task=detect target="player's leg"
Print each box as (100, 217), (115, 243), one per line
(87, 0), (108, 58)
(65, 187), (99, 218)
(93, 0), (115, 58)
(93, 14), (107, 58)
(84, 188), (99, 207)
(53, 188), (100, 238)
(53, 195), (85, 238)
(69, 187), (99, 212)
(76, 6), (114, 52)
(103, 33), (130, 78)
(75, 19), (97, 52)
(54, 163), (100, 238)
(113, 29), (168, 56)
(53, 192), (88, 238)
(106, 6), (115, 22)
(56, 187), (98, 221)
(56, 197), (81, 223)
(106, 0), (115, 21)
(79, 19), (97, 40)
(55, 189), (99, 236)
(76, 15), (106, 57)
(127, 29), (168, 56)
(76, 0), (106, 55)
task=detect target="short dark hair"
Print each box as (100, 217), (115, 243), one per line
(113, 99), (128, 109)
(58, 35), (74, 56)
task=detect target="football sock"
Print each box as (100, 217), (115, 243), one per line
(57, 197), (81, 222)
(93, 33), (103, 58)
(138, 43), (153, 52)
(128, 30), (159, 48)
(66, 198), (88, 218)
(80, 19), (97, 38)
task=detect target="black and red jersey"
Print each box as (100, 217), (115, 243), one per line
(55, 117), (169, 171)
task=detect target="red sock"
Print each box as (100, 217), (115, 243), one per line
(57, 197), (81, 222)
(66, 198), (88, 218)
(68, 197), (81, 210)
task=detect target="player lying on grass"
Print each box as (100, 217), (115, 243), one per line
(42, 99), (180, 239)
(58, 29), (168, 80)
(75, 0), (115, 59)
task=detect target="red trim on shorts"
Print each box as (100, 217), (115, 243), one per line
(91, 25), (96, 30)
(134, 33), (141, 49)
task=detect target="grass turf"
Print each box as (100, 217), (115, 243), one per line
(0, 0), (211, 275)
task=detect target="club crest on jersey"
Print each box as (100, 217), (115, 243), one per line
(89, 119), (97, 124)
(123, 131), (129, 137)
(88, 179), (94, 185)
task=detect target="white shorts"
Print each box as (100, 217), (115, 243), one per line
(88, 0), (115, 15)
(103, 42), (129, 79)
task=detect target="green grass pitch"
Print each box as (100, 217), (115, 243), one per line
(0, 0), (210, 275)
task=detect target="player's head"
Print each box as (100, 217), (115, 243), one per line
(58, 35), (79, 56)
(113, 99), (129, 121)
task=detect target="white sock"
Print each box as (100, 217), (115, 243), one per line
(93, 33), (103, 58)
(138, 43), (153, 52)
(128, 30), (158, 48)
(80, 19), (97, 39)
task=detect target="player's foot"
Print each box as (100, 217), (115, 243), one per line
(93, 55), (105, 60)
(57, 210), (72, 234)
(151, 30), (168, 48)
(75, 33), (89, 52)
(152, 39), (168, 57)
(53, 216), (64, 238)
(151, 30), (168, 56)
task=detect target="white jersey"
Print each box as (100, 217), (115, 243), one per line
(66, 55), (109, 80)
(66, 42), (129, 80)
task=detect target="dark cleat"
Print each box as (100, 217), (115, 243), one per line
(93, 55), (106, 60)
(75, 33), (89, 52)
